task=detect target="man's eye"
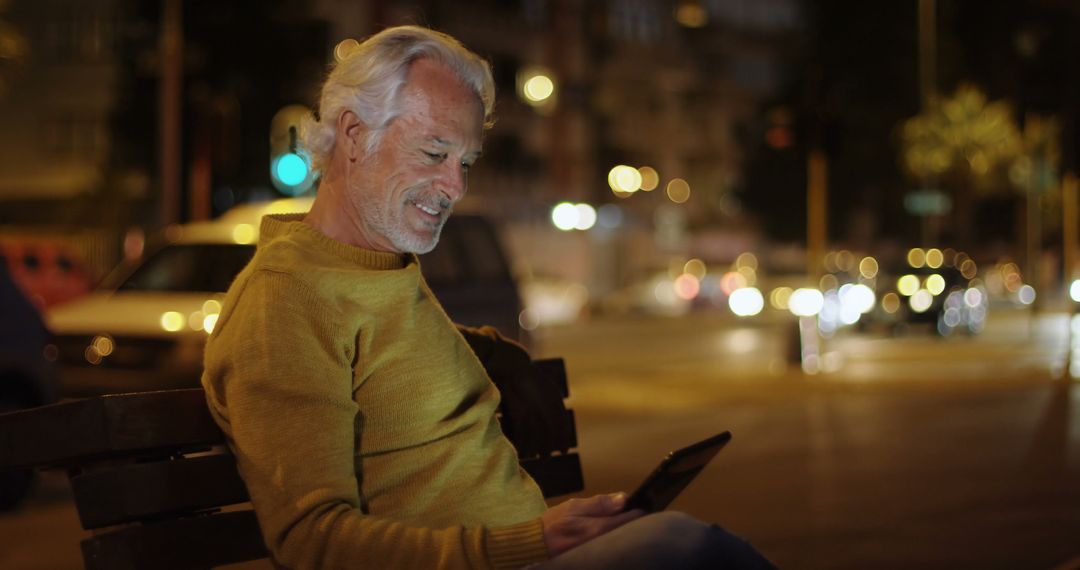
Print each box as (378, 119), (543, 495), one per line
(423, 151), (446, 163)
(461, 161), (472, 172)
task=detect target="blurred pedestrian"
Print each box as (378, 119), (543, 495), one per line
(0, 262), (54, 510)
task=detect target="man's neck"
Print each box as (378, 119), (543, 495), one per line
(303, 167), (383, 252)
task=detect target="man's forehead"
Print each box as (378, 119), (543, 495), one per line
(395, 60), (484, 147)
(429, 136), (483, 156)
(402, 59), (477, 104)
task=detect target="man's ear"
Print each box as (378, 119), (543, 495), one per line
(336, 110), (367, 161)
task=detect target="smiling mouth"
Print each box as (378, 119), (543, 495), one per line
(413, 202), (440, 216)
(410, 196), (455, 220)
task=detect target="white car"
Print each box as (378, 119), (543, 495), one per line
(47, 198), (526, 397)
(47, 199), (312, 396)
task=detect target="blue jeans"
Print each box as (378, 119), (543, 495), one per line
(533, 512), (776, 569)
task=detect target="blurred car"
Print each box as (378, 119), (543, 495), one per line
(834, 253), (987, 337)
(0, 262), (57, 510)
(600, 271), (693, 317)
(47, 198), (527, 397)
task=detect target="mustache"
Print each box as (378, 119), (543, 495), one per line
(407, 190), (453, 213)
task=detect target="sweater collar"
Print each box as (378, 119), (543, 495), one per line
(259, 214), (414, 270)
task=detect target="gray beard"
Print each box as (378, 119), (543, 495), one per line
(365, 206), (445, 254)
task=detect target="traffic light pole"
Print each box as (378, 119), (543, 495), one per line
(159, 0), (183, 226)
(807, 150), (827, 280)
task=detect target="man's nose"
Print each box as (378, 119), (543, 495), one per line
(436, 162), (467, 203)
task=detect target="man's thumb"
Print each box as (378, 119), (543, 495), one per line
(579, 492), (628, 515)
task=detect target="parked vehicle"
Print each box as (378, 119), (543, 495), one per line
(47, 198), (526, 397)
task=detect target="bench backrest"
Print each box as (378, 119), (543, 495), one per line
(0, 358), (581, 569)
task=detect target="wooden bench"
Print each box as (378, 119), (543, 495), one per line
(0, 358), (582, 569)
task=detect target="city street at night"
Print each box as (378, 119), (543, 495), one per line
(538, 305), (1080, 569)
(3, 1), (1080, 569)
(3, 306), (1078, 569)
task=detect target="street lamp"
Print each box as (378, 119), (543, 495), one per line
(518, 66), (556, 111)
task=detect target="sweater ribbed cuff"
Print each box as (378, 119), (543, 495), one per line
(485, 518), (548, 570)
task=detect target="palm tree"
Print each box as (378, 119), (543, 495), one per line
(900, 84), (1022, 246)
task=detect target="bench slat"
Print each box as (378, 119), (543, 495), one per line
(71, 453), (250, 529)
(533, 358), (570, 397)
(81, 510), (267, 570)
(0, 389), (222, 469)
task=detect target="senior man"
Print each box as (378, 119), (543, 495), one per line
(202, 25), (772, 569)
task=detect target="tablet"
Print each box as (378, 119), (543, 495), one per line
(624, 431), (732, 513)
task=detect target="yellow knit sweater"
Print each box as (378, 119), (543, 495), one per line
(201, 214), (549, 569)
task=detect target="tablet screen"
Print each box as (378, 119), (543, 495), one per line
(625, 431), (731, 513)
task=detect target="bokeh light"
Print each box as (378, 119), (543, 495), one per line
(160, 311), (185, 332)
(188, 310), (205, 331)
(549, 202), (598, 231)
(638, 166), (659, 191)
(523, 74), (555, 103)
(574, 203), (597, 230)
(518, 309), (539, 332)
(789, 288), (825, 317)
(551, 202), (578, 231)
(859, 256), (879, 279)
(960, 259), (978, 279)
(91, 335), (114, 357)
(84, 346), (102, 365)
(1017, 284), (1036, 305)
(333, 38), (361, 62)
(823, 252), (839, 273)
(719, 271), (748, 295)
(683, 258), (707, 279)
(835, 250), (855, 272)
(925, 274), (946, 296)
(666, 178), (691, 203)
(654, 280), (678, 305)
(882, 292), (901, 313)
(735, 252), (758, 270)
(203, 313), (219, 334)
(841, 283), (876, 314)
(608, 165), (642, 194)
(673, 273), (701, 300)
(819, 274), (839, 292)
(674, 1), (708, 28)
(925, 248), (944, 269)
(770, 287), (793, 310)
(203, 299), (223, 315)
(1070, 279), (1080, 303)
(964, 288), (984, 308)
(897, 274), (920, 296)
(908, 247), (926, 268)
(737, 266), (757, 287)
(909, 290), (933, 313)
(729, 287), (764, 317)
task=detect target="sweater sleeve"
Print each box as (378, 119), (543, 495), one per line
(202, 271), (549, 570)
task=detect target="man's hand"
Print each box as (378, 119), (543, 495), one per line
(539, 493), (645, 557)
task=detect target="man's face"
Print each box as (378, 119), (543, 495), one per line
(347, 58), (484, 254)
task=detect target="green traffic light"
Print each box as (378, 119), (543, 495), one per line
(275, 153), (309, 186)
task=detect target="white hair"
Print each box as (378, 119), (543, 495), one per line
(301, 25), (495, 173)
